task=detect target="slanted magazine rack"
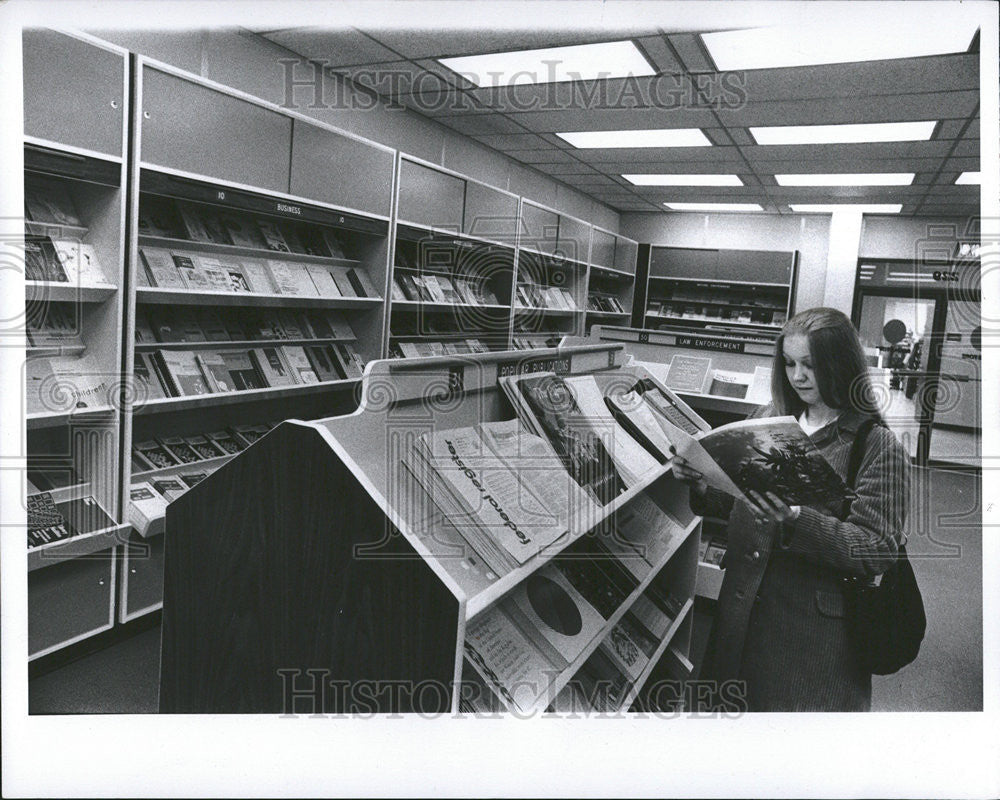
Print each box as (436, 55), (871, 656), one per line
(159, 343), (702, 714)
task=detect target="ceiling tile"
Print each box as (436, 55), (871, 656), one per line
(435, 113), (529, 135)
(633, 34), (685, 73)
(358, 29), (627, 60)
(261, 28), (401, 67)
(667, 33), (714, 71)
(494, 106), (720, 130)
(471, 133), (553, 150)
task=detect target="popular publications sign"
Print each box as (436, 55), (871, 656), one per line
(496, 356), (571, 379)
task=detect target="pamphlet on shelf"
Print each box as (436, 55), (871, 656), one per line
(708, 369), (751, 399)
(221, 213), (266, 249)
(629, 593), (674, 640)
(504, 562), (607, 665)
(177, 205), (213, 242)
(173, 254), (212, 291)
(192, 255), (236, 293)
(464, 607), (559, 713)
(257, 219), (290, 252)
(251, 347), (298, 387)
(305, 264), (342, 298)
(664, 354), (713, 394)
(195, 352), (235, 393)
(134, 439), (179, 471)
(207, 429), (245, 455)
(745, 366), (773, 405)
(330, 267), (358, 298)
(219, 350), (266, 390)
(155, 350), (212, 396)
(140, 247), (185, 289)
(599, 611), (659, 683)
(280, 346), (319, 383)
(152, 477), (187, 503)
(25, 179), (82, 227)
(605, 378), (709, 463)
(49, 240), (107, 284)
(128, 481), (168, 539)
(266, 260), (319, 297)
(184, 434), (227, 461)
(231, 424), (271, 447)
(305, 345), (344, 381)
(499, 372), (627, 507)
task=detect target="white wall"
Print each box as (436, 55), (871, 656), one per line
(619, 212), (832, 313)
(87, 27), (621, 232)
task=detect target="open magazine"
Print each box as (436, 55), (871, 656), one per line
(605, 377), (854, 507)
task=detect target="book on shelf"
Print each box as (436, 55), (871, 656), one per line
(133, 309), (157, 344)
(435, 276), (460, 304)
(49, 240), (108, 285)
(231, 424), (271, 448)
(188, 255), (235, 293)
(598, 611), (659, 683)
(207, 429), (246, 455)
(25, 353), (116, 413)
(179, 471), (209, 489)
(576, 648), (631, 712)
(133, 439), (180, 471)
(23, 236), (67, 282)
(184, 433), (227, 461)
(604, 378), (709, 463)
(607, 492), (685, 571)
(272, 310), (305, 340)
(172, 254), (213, 291)
(297, 227), (330, 258)
(194, 309), (231, 342)
(152, 477), (187, 503)
(629, 593), (674, 641)
(504, 563), (607, 665)
(223, 263), (254, 293)
(278, 222), (307, 254)
(251, 346), (299, 387)
(176, 204), (214, 243)
(390, 277), (407, 301)
(220, 213), (267, 249)
(24, 179), (82, 227)
(708, 369), (751, 399)
(133, 352), (168, 401)
(219, 350), (267, 391)
(157, 435), (202, 465)
(346, 267), (378, 298)
(281, 346), (320, 384)
(663, 354), (713, 394)
(304, 345), (345, 382)
(139, 247), (185, 289)
(128, 481), (169, 538)
(28, 305), (83, 349)
(329, 266), (359, 298)
(397, 273), (420, 301)
(256, 219), (290, 252)
(266, 259), (319, 297)
(745, 366), (773, 405)
(332, 342), (365, 378)
(322, 230), (347, 259)
(299, 310), (332, 339)
(27, 491), (75, 548)
(402, 425), (574, 573)
(464, 606), (558, 713)
(193, 351), (235, 393)
(305, 264), (343, 298)
(137, 196), (184, 238)
(154, 350), (212, 396)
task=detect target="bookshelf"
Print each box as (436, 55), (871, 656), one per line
(641, 245), (798, 336)
(159, 344), (702, 713)
(585, 226), (638, 335)
(512, 200), (590, 350)
(117, 58), (398, 623)
(389, 156), (520, 358)
(23, 30), (130, 659)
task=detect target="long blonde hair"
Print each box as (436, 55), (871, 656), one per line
(770, 307), (881, 419)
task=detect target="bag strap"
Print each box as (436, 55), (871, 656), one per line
(840, 417), (880, 521)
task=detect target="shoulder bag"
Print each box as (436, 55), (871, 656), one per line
(841, 418), (926, 675)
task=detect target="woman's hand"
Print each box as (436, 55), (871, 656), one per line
(746, 490), (801, 525)
(668, 447), (708, 495)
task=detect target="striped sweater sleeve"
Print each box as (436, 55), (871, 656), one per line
(778, 425), (910, 576)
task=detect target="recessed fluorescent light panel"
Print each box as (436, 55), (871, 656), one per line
(775, 173), (915, 186)
(701, 20), (979, 70)
(438, 40), (655, 87)
(789, 204), (903, 213)
(623, 174), (743, 186)
(956, 171), (981, 184)
(751, 121), (936, 145)
(556, 128), (711, 148)
(664, 203), (763, 212)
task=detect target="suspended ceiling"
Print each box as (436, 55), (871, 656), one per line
(253, 24), (982, 218)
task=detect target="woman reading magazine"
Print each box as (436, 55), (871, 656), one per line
(671, 307), (910, 711)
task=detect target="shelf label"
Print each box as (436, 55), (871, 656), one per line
(275, 201), (302, 216)
(674, 335), (746, 354)
(496, 355), (571, 379)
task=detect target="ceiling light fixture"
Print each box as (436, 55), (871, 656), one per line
(955, 171), (981, 184)
(622, 174), (743, 186)
(664, 202), (764, 212)
(438, 40), (656, 87)
(701, 20), (979, 70)
(556, 128), (711, 148)
(775, 173), (915, 186)
(789, 204), (903, 213)
(750, 121), (936, 145)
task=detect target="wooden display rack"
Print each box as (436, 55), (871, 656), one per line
(160, 343), (702, 713)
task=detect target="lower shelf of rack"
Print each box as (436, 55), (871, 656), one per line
(134, 378), (361, 415)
